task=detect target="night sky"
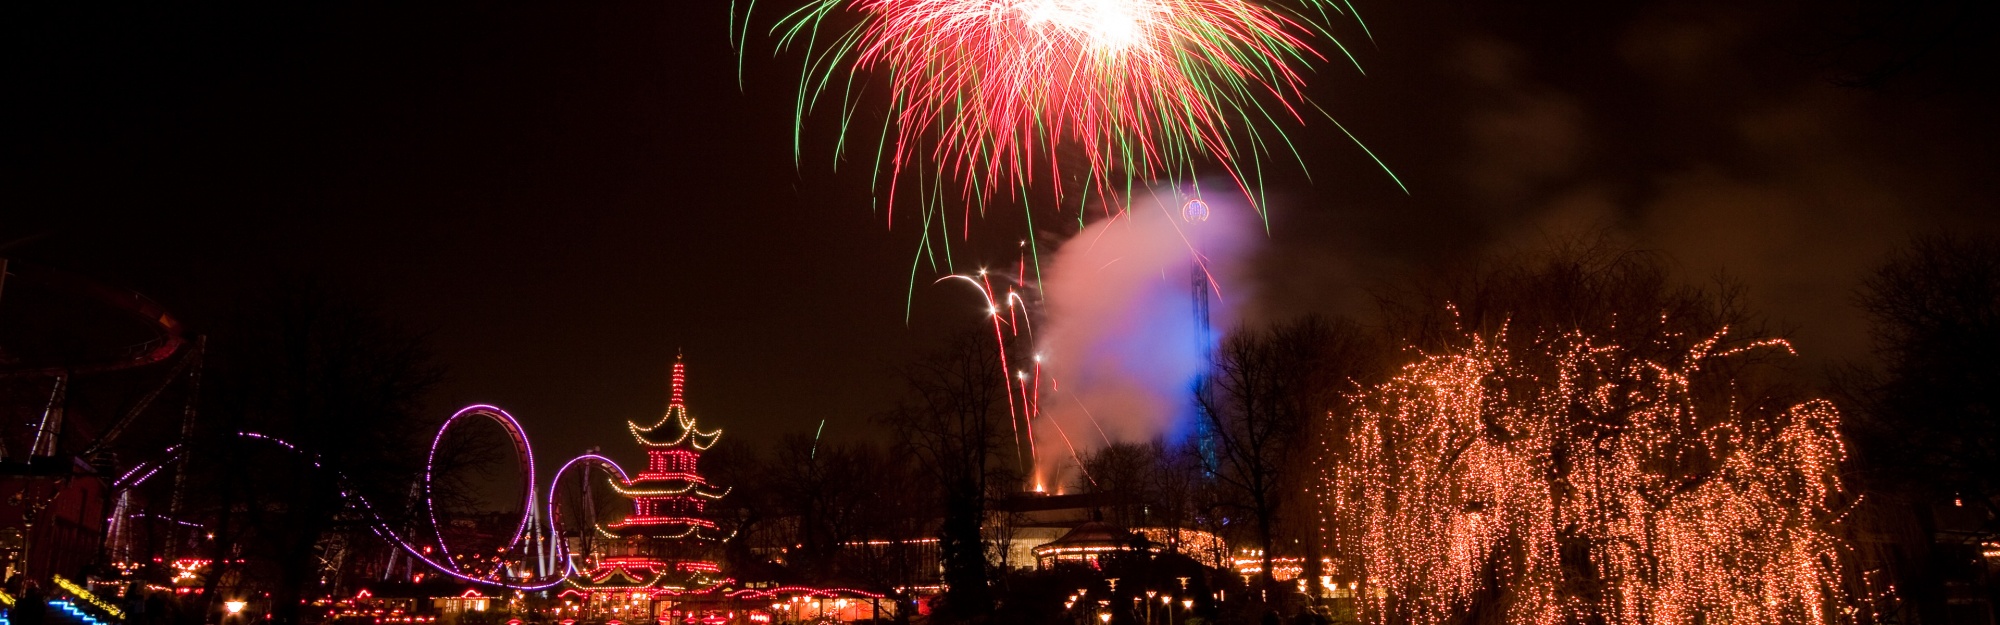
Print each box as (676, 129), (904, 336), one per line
(9, 1), (1998, 479)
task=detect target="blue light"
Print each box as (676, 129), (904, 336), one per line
(49, 600), (108, 625)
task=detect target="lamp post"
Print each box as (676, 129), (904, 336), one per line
(1145, 591), (1157, 624)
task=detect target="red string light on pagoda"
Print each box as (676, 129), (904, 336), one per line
(669, 357), (686, 408)
(568, 355), (732, 596)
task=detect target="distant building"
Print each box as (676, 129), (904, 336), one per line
(0, 458), (106, 581)
(993, 492), (1229, 571)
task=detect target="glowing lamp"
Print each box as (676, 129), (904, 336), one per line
(1098, 612), (1112, 624)
(1182, 599), (1193, 610)
(225, 601), (247, 615)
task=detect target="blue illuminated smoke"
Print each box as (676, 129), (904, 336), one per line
(1034, 184), (1257, 485)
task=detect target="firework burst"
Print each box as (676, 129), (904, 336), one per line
(751, 0), (1383, 223)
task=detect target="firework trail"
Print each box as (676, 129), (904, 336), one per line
(1322, 323), (1856, 625)
(937, 248), (1106, 493)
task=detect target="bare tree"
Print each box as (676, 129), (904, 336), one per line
(1842, 233), (2000, 623)
(1195, 315), (1373, 596)
(881, 331), (1010, 621)
(1075, 440), (1229, 568)
(762, 435), (881, 581)
(1075, 442), (1154, 527)
(840, 444), (936, 620)
(1852, 234), (2000, 506)
(189, 276), (444, 625)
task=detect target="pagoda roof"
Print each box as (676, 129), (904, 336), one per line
(609, 479), (730, 499)
(599, 519), (727, 541)
(625, 356), (723, 449)
(627, 408), (722, 449)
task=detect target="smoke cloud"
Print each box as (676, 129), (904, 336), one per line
(1029, 185), (1262, 491)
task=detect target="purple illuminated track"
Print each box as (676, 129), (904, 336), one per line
(425, 406), (538, 572)
(117, 405), (629, 589)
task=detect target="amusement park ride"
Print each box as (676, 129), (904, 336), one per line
(0, 258), (198, 581)
(360, 359), (884, 621)
(0, 258), (885, 624)
(120, 360), (886, 622)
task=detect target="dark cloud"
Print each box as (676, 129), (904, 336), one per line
(1249, 0), (2000, 373)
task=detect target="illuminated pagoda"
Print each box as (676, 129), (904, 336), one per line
(565, 357), (733, 614)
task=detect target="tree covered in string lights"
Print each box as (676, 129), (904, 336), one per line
(1323, 244), (1856, 625)
(570, 357), (733, 594)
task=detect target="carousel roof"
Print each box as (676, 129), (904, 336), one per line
(1034, 521), (1151, 553)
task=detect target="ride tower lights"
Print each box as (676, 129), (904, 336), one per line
(1183, 196), (1220, 471)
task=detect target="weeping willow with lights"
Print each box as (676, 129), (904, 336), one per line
(1317, 246), (1863, 625)
(1321, 322), (1854, 625)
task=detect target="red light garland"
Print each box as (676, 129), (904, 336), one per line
(569, 356), (729, 598)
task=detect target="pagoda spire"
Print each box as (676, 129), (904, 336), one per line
(668, 352), (686, 409)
